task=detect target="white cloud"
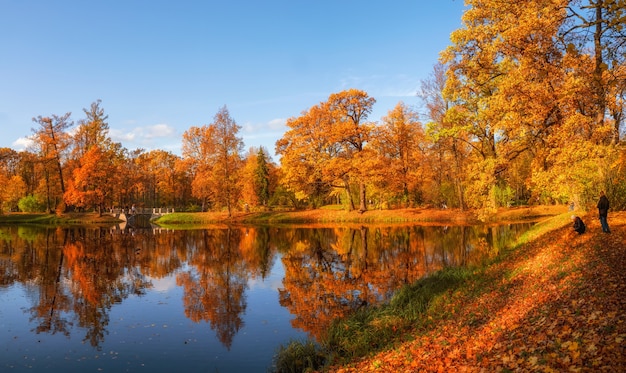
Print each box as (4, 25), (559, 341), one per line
(339, 73), (419, 98)
(147, 275), (178, 293)
(268, 118), (286, 130)
(12, 136), (34, 150)
(143, 124), (175, 139)
(110, 124), (177, 143)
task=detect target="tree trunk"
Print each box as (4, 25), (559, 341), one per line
(593, 1), (606, 131)
(358, 181), (367, 213)
(343, 178), (355, 211)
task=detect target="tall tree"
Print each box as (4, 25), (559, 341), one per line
(182, 125), (215, 211)
(31, 113), (73, 211)
(370, 102), (425, 207)
(441, 0), (573, 209)
(561, 0), (626, 140)
(182, 106), (243, 217)
(276, 103), (336, 207)
(253, 147), (271, 207)
(420, 63), (467, 209)
(71, 100), (112, 157)
(212, 106), (244, 217)
(276, 89), (375, 211)
(64, 101), (120, 215)
(326, 89), (376, 212)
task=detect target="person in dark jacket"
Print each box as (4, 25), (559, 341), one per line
(597, 191), (610, 233)
(572, 215), (586, 234)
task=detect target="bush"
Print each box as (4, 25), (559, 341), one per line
(17, 195), (46, 213)
(271, 339), (326, 373)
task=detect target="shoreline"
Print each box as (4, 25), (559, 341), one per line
(0, 205), (568, 226)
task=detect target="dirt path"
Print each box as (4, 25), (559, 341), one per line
(330, 212), (626, 372)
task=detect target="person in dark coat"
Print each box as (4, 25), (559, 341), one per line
(572, 215), (586, 234)
(597, 191), (610, 233)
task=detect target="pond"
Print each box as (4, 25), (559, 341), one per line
(0, 222), (534, 372)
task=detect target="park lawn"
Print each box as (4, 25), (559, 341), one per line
(325, 211), (626, 372)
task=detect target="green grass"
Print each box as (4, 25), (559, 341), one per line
(514, 212), (573, 246)
(271, 339), (327, 373)
(152, 212), (216, 226)
(324, 266), (473, 359)
(0, 212), (127, 226)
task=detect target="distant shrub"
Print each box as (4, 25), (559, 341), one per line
(18, 195), (46, 213)
(185, 204), (202, 212)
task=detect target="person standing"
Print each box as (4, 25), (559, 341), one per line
(597, 191), (611, 233)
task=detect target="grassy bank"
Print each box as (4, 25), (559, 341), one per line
(0, 212), (122, 225)
(0, 205), (566, 227)
(272, 211), (626, 372)
(154, 205), (566, 227)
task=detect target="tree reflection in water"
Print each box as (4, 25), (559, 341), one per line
(0, 222), (532, 351)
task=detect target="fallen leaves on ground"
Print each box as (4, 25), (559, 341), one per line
(328, 212), (626, 372)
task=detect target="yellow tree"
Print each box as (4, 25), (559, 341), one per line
(560, 0), (626, 140)
(420, 62), (469, 209)
(135, 149), (182, 207)
(240, 147), (278, 209)
(182, 125), (215, 211)
(31, 113), (73, 211)
(0, 175), (26, 212)
(0, 148), (23, 213)
(276, 89), (375, 211)
(212, 106), (244, 217)
(326, 89), (376, 212)
(370, 102), (425, 208)
(276, 103), (336, 207)
(441, 0), (572, 209)
(182, 106), (243, 217)
(240, 150), (259, 208)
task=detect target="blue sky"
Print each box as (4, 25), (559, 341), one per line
(0, 1), (466, 159)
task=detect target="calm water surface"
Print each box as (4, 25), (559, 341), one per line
(0, 222), (533, 372)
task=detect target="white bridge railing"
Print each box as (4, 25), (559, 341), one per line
(108, 207), (175, 217)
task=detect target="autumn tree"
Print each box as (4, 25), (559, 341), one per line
(0, 148), (28, 213)
(133, 149), (182, 208)
(64, 100), (121, 215)
(182, 125), (214, 211)
(277, 89), (375, 211)
(441, 0), (576, 209)
(276, 104), (335, 208)
(0, 175), (26, 213)
(31, 113), (73, 212)
(326, 89), (376, 212)
(419, 63), (468, 209)
(182, 106), (243, 217)
(370, 102), (425, 208)
(561, 0), (626, 140)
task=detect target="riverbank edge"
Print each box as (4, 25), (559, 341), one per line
(154, 205), (568, 227)
(0, 205), (566, 226)
(310, 211), (626, 372)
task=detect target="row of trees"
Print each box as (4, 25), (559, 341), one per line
(0, 101), (279, 216)
(277, 0), (626, 213)
(0, 0), (624, 215)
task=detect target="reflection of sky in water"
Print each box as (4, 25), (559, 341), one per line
(0, 253), (305, 373)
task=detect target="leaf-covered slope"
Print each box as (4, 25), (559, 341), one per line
(331, 213), (626, 372)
